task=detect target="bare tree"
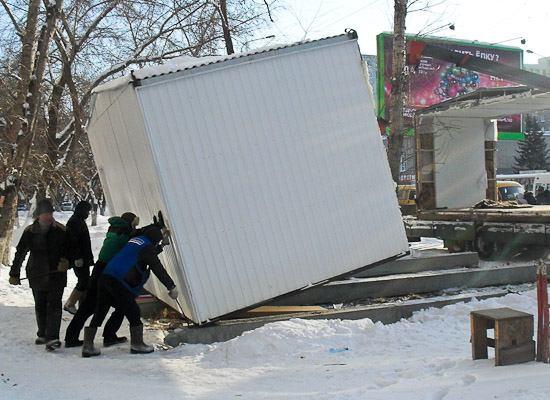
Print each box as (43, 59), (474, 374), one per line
(0, 0), (64, 262)
(1, 0), (281, 261)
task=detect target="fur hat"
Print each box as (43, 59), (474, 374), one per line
(36, 199), (54, 216)
(121, 212), (139, 229)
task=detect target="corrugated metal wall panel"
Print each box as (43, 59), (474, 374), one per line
(134, 38), (408, 323)
(87, 85), (198, 320)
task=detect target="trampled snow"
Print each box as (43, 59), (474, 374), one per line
(1, 212), (550, 399)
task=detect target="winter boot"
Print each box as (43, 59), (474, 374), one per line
(65, 339), (84, 348)
(63, 289), (83, 315)
(130, 324), (154, 354)
(103, 335), (128, 347)
(82, 327), (101, 357)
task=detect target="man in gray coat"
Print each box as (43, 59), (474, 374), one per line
(9, 199), (79, 350)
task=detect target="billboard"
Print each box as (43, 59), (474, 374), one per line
(377, 33), (524, 139)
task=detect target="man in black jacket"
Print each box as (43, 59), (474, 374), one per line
(64, 201), (93, 314)
(64, 212), (138, 348)
(9, 199), (79, 350)
(82, 225), (177, 357)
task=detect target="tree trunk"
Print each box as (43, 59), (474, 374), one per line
(91, 199), (98, 227)
(2, 219), (14, 265)
(0, 190), (18, 265)
(219, 0), (234, 55)
(387, 0), (408, 185)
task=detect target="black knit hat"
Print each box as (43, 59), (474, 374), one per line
(143, 225), (163, 244)
(36, 199), (54, 215)
(75, 200), (92, 217)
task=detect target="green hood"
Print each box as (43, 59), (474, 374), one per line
(98, 231), (130, 263)
(108, 216), (130, 229)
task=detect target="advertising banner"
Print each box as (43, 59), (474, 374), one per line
(377, 33), (524, 138)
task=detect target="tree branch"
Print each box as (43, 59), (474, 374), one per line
(0, 0), (24, 37)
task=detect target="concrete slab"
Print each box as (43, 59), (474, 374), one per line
(268, 262), (536, 306)
(164, 290), (511, 346)
(353, 252), (479, 278)
(157, 253), (540, 346)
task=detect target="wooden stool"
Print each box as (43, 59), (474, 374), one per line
(470, 307), (535, 366)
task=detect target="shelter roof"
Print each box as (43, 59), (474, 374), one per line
(417, 86), (550, 119)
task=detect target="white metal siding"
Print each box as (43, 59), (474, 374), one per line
(133, 38), (408, 323)
(87, 85), (197, 320)
(433, 117), (487, 208)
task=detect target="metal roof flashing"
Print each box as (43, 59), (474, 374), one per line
(135, 32), (358, 88)
(416, 86), (550, 119)
(92, 32), (358, 94)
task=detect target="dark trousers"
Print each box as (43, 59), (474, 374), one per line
(64, 285), (125, 342)
(32, 287), (64, 340)
(90, 274), (142, 328)
(73, 265), (90, 292)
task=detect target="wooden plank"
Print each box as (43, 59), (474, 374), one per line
(417, 206), (550, 223)
(236, 306), (327, 318)
(497, 341), (535, 366)
(472, 307), (533, 321)
(471, 313), (490, 359)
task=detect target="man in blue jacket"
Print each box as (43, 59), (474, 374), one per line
(82, 225), (177, 357)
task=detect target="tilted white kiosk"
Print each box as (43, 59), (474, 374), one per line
(86, 32), (409, 324)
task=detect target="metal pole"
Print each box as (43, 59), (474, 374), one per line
(536, 259), (549, 363)
(20, 270), (61, 281)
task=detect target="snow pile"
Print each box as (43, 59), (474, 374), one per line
(1, 212), (550, 399)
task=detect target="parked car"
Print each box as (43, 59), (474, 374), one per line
(61, 202), (73, 211)
(397, 184), (417, 215)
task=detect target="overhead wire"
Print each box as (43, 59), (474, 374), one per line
(315, 0), (385, 32)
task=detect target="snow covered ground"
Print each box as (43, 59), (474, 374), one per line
(1, 212), (550, 399)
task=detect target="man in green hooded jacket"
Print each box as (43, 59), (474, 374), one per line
(64, 212), (139, 347)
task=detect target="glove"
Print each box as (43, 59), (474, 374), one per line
(57, 258), (70, 272)
(154, 211), (165, 229)
(9, 276), (21, 285)
(168, 286), (178, 299)
(74, 258), (84, 268)
(161, 228), (170, 246)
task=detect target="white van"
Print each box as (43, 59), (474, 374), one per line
(496, 172), (550, 193)
(534, 173), (550, 192)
